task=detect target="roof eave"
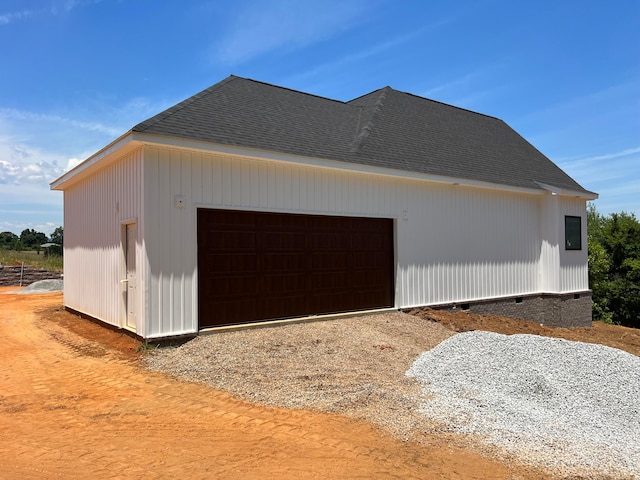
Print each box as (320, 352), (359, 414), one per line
(50, 131), (140, 190)
(50, 130), (595, 200)
(533, 181), (599, 200)
(129, 132), (549, 196)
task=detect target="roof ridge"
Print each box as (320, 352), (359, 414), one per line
(350, 87), (390, 153)
(236, 76), (349, 105)
(347, 86), (388, 104)
(133, 75), (239, 132)
(390, 87), (502, 121)
(133, 75), (354, 134)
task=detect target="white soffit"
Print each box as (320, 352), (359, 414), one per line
(50, 132), (141, 190)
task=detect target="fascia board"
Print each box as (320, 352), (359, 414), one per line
(533, 181), (599, 200)
(50, 132), (139, 190)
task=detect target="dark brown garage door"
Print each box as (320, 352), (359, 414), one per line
(198, 209), (394, 328)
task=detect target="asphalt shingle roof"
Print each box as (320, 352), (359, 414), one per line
(133, 75), (591, 193)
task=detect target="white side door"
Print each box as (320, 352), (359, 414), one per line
(124, 223), (137, 331)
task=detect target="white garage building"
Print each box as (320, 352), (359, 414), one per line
(51, 76), (597, 340)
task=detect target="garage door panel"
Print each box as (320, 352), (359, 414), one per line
(208, 253), (258, 273)
(263, 272), (309, 294)
(262, 295), (310, 318)
(263, 253), (307, 272)
(352, 232), (389, 250)
(210, 275), (259, 296)
(261, 213), (307, 230)
(210, 231), (257, 250)
(311, 232), (350, 250)
(198, 209), (394, 328)
(262, 231), (306, 250)
(310, 271), (349, 290)
(309, 292), (351, 312)
(311, 252), (349, 270)
(353, 270), (389, 287)
(353, 251), (391, 269)
(313, 215), (344, 230)
(219, 210), (258, 227)
(209, 298), (258, 323)
(351, 294), (380, 310)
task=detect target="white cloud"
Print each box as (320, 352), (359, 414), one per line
(422, 72), (479, 98)
(0, 108), (121, 137)
(63, 0), (102, 11)
(0, 176), (63, 235)
(0, 219), (59, 236)
(214, 0), (369, 64)
(66, 158), (83, 171)
(568, 147), (640, 164)
(417, 61), (518, 112)
(0, 156), (64, 186)
(0, 93), (169, 235)
(0, 8), (33, 25)
(518, 80), (640, 135)
(554, 146), (640, 216)
(0, 96), (167, 175)
(557, 147), (640, 178)
(1, 0), (105, 25)
(285, 25), (441, 89)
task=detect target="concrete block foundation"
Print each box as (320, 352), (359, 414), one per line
(427, 291), (593, 328)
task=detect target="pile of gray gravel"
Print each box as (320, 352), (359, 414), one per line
(9, 279), (63, 294)
(406, 331), (640, 478)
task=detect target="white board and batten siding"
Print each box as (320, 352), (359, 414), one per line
(141, 145), (589, 339)
(63, 148), (146, 337)
(558, 197), (589, 292)
(538, 193), (589, 294)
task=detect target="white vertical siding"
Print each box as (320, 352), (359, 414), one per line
(537, 194), (589, 293)
(63, 148), (145, 335)
(538, 193), (561, 292)
(558, 197), (589, 291)
(396, 181), (541, 307)
(143, 147), (198, 338)
(139, 145), (589, 338)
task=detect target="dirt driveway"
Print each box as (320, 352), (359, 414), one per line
(0, 288), (550, 479)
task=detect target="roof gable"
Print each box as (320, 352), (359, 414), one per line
(132, 75), (592, 194)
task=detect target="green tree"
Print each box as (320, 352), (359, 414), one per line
(0, 231), (19, 249)
(19, 228), (48, 249)
(601, 212), (640, 328)
(48, 226), (63, 256)
(588, 204), (640, 328)
(588, 206), (612, 323)
(50, 226), (63, 245)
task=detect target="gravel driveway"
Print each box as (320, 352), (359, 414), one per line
(147, 311), (640, 479)
(146, 312), (453, 439)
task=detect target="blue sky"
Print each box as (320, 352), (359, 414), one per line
(0, 0), (638, 236)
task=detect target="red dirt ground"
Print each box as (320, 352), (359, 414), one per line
(406, 307), (640, 357)
(5, 289), (637, 478)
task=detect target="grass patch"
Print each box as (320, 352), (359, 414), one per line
(136, 343), (160, 352)
(0, 250), (63, 272)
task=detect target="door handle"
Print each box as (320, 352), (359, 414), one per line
(120, 279), (129, 283)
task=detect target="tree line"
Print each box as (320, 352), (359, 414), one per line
(588, 204), (640, 329)
(0, 227), (63, 254)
